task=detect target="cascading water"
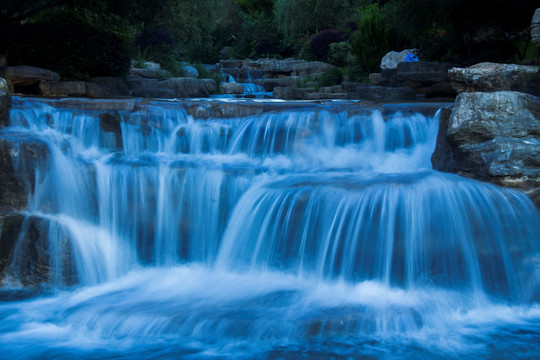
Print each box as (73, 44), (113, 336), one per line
(0, 97), (539, 359)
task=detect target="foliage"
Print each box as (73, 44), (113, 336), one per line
(134, 28), (174, 51)
(194, 63), (221, 88)
(310, 30), (344, 61)
(274, 0), (361, 49)
(255, 39), (279, 57)
(0, 21), (130, 80)
(234, 0), (275, 16)
(318, 68), (343, 87)
(350, 3), (396, 73)
(328, 42), (356, 67)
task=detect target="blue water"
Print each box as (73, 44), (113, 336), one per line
(0, 97), (539, 359)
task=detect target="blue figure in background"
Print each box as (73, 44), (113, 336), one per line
(404, 53), (419, 62)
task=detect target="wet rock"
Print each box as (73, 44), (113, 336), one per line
(6, 66), (60, 94)
(0, 214), (76, 287)
(448, 62), (540, 96)
(0, 85), (10, 127)
(432, 91), (540, 207)
(0, 137), (49, 216)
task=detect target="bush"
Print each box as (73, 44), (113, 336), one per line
(0, 22), (130, 80)
(255, 39), (278, 57)
(328, 42), (356, 67)
(134, 28), (174, 52)
(350, 3), (394, 73)
(318, 68), (343, 87)
(309, 29), (344, 61)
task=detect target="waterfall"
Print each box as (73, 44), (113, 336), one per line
(0, 97), (538, 359)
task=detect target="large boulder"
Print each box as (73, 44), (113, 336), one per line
(6, 66), (60, 94)
(432, 91), (540, 207)
(380, 49), (417, 70)
(532, 8), (540, 48)
(448, 62), (540, 96)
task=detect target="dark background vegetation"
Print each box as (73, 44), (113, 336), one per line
(0, 0), (538, 80)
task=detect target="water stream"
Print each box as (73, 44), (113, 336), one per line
(0, 97), (539, 359)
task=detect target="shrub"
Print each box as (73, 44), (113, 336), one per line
(309, 29), (344, 61)
(318, 68), (343, 87)
(0, 22), (130, 80)
(134, 28), (174, 52)
(255, 39), (278, 57)
(328, 42), (356, 67)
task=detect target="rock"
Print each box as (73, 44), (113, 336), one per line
(84, 82), (112, 98)
(129, 68), (171, 79)
(532, 8), (540, 48)
(424, 82), (457, 99)
(132, 88), (176, 99)
(87, 77), (131, 97)
(369, 73), (381, 85)
(6, 66), (60, 93)
(0, 77), (7, 92)
(183, 65), (199, 78)
(0, 137), (49, 216)
(221, 82), (245, 94)
(0, 55), (7, 78)
(0, 214), (76, 287)
(305, 92), (348, 100)
(161, 78), (212, 98)
(432, 91), (540, 206)
(448, 62), (540, 96)
(319, 85), (343, 94)
(0, 87), (10, 127)
(396, 61), (454, 84)
(380, 49), (417, 70)
(200, 79), (217, 94)
(291, 61), (335, 77)
(272, 87), (312, 100)
(273, 87), (294, 99)
(39, 81), (87, 97)
(379, 69), (398, 86)
(341, 82), (369, 93)
(219, 60), (244, 69)
(356, 86), (417, 101)
(259, 77), (300, 92)
(130, 61), (161, 71)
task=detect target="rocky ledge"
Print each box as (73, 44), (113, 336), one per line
(432, 91), (540, 208)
